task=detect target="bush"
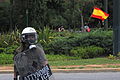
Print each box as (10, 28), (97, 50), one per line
(70, 46), (104, 59)
(0, 53), (13, 64)
(44, 30), (112, 56)
(0, 45), (18, 54)
(0, 29), (113, 58)
(0, 30), (20, 48)
(3, 45), (18, 54)
(70, 47), (86, 58)
(45, 37), (72, 55)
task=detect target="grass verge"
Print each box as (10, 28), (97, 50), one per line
(48, 58), (120, 66)
(0, 54), (120, 69)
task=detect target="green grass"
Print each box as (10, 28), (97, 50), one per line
(0, 54), (120, 67)
(106, 65), (120, 68)
(48, 58), (120, 66)
(78, 67), (85, 69)
(46, 54), (80, 61)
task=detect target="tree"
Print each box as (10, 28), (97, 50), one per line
(9, 0), (113, 31)
(0, 1), (10, 32)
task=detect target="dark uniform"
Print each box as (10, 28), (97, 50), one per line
(13, 27), (54, 80)
(14, 45), (48, 80)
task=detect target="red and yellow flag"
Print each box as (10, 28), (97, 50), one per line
(90, 7), (109, 21)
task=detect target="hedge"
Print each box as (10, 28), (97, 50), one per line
(0, 29), (113, 58)
(70, 46), (104, 59)
(44, 30), (112, 56)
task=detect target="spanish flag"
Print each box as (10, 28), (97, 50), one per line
(90, 7), (109, 21)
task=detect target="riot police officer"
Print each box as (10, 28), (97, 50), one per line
(13, 27), (48, 80)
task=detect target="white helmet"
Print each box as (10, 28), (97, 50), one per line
(22, 27), (36, 34)
(21, 27), (37, 44)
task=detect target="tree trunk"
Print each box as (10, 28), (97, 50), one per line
(80, 12), (85, 32)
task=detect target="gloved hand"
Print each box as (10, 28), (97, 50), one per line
(32, 61), (37, 68)
(14, 78), (17, 80)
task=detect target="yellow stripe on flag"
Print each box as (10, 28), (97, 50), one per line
(91, 7), (109, 21)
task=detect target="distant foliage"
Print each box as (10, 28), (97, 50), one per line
(0, 29), (113, 59)
(107, 54), (116, 60)
(0, 53), (13, 64)
(0, 0), (113, 32)
(70, 46), (104, 59)
(44, 29), (112, 57)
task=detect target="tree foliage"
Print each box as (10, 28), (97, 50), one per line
(0, 0), (113, 32)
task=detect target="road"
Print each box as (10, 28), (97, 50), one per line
(0, 72), (120, 80)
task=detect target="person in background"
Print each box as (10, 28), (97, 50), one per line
(58, 26), (65, 32)
(84, 24), (91, 32)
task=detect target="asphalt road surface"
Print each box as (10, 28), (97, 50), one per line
(0, 72), (120, 80)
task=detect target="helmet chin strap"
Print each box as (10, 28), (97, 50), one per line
(29, 45), (37, 49)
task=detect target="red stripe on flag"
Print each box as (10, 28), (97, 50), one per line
(91, 14), (105, 21)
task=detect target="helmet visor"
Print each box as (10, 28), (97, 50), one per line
(22, 33), (37, 44)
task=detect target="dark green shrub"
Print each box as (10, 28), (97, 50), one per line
(0, 48), (4, 53)
(0, 45), (18, 54)
(0, 29), (113, 58)
(44, 30), (112, 56)
(70, 47), (88, 59)
(4, 45), (18, 54)
(0, 31), (20, 48)
(70, 46), (104, 59)
(45, 37), (72, 55)
(0, 53), (13, 64)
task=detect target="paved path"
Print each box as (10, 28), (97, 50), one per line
(1, 72), (120, 80)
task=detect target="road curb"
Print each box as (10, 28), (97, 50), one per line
(1, 65), (120, 73)
(52, 68), (120, 73)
